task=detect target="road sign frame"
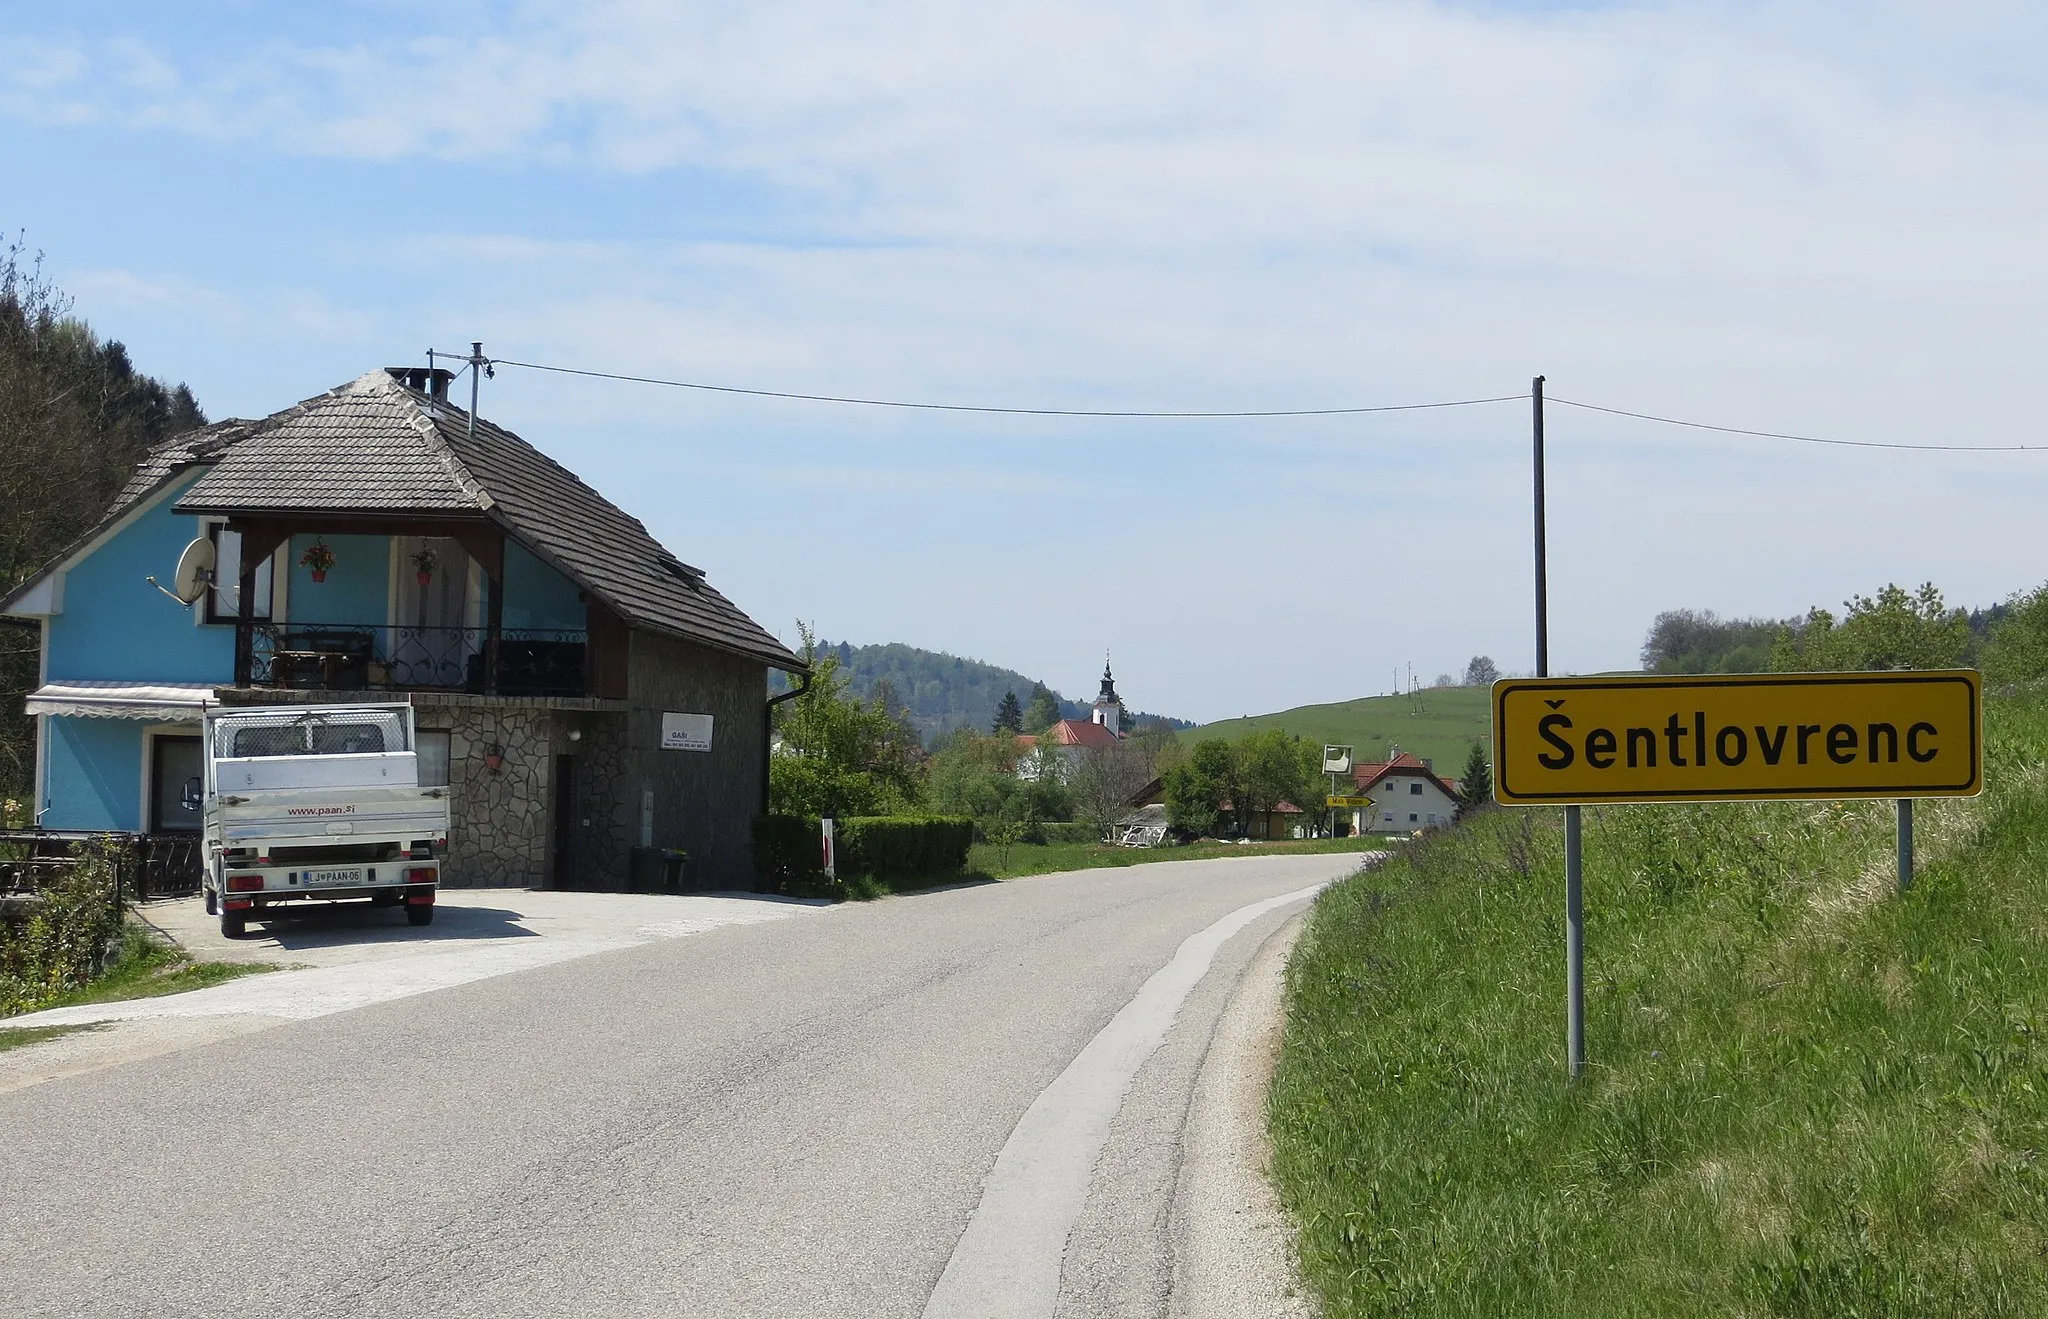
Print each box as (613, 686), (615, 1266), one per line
(1492, 670), (1982, 806)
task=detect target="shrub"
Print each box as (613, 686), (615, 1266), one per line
(1037, 821), (1105, 845)
(838, 816), (974, 885)
(750, 813), (833, 898)
(0, 837), (126, 1017)
(751, 814), (973, 896)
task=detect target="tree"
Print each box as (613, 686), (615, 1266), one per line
(1164, 738), (1239, 836)
(1234, 729), (1321, 838)
(992, 690), (1023, 733)
(1981, 581), (2048, 688)
(1456, 741), (1492, 818)
(1640, 609), (1791, 674)
(1462, 655), (1500, 687)
(1022, 683), (1062, 734)
(1770, 583), (1971, 673)
(1067, 739), (1156, 838)
(771, 624), (924, 817)
(0, 235), (206, 794)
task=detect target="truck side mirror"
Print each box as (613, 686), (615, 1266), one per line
(181, 776), (203, 812)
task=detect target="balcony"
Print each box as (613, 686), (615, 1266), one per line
(219, 520), (628, 700)
(250, 624), (589, 698)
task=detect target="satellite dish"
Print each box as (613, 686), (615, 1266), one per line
(171, 537), (216, 604)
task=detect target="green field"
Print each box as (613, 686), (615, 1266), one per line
(1270, 688), (2048, 1316)
(1186, 685), (1492, 771)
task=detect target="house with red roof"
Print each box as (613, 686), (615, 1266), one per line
(1348, 750), (1462, 834)
(1014, 716), (1119, 782)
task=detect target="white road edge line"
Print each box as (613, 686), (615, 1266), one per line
(921, 881), (1330, 1319)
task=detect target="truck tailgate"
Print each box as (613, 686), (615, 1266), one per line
(217, 786), (450, 845)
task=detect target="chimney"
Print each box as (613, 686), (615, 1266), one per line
(385, 366), (454, 401)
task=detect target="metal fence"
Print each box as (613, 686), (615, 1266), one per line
(247, 623), (588, 696)
(0, 831), (204, 903)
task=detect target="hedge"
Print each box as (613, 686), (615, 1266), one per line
(751, 814), (974, 898)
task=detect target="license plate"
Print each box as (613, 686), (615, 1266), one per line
(304, 868), (365, 887)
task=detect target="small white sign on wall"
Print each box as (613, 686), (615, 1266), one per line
(660, 712), (715, 752)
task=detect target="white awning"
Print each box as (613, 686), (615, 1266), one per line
(24, 681), (218, 720)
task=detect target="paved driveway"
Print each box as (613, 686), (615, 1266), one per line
(2, 887), (828, 1093)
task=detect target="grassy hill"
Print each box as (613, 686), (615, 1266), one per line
(1271, 687), (2048, 1316)
(1187, 686), (1492, 771)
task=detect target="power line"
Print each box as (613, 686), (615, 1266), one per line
(473, 352), (2043, 452)
(488, 357), (1523, 419)
(1548, 396), (2038, 453)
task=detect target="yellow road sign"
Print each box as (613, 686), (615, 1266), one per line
(1492, 671), (1981, 804)
(1326, 794), (1374, 808)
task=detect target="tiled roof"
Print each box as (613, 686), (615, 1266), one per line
(1046, 718), (1119, 748)
(1353, 752), (1457, 798)
(156, 370), (800, 671)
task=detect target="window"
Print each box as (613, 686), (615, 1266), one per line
(1409, 782), (1422, 795)
(205, 525), (273, 623)
(417, 731), (451, 787)
(1409, 813), (1419, 822)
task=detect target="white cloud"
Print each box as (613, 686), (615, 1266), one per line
(10, 2), (2048, 718)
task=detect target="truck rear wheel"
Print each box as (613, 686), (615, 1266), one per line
(406, 904), (434, 927)
(220, 910), (247, 939)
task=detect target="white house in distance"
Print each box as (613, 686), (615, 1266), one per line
(1016, 659), (1124, 781)
(1349, 750), (1461, 833)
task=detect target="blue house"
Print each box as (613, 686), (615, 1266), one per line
(2, 367), (805, 889)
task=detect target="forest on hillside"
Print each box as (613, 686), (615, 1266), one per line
(789, 640), (1191, 745)
(0, 235), (208, 796)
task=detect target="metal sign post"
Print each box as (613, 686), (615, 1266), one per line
(1897, 798), (1914, 892)
(1531, 376), (1586, 1079)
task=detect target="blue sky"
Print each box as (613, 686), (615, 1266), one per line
(5, 1), (2046, 722)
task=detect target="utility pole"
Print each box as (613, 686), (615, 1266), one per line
(468, 341), (488, 443)
(1533, 374), (1586, 1079)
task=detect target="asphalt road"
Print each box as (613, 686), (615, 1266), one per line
(0, 853), (1356, 1318)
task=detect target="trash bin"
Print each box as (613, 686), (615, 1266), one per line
(628, 846), (691, 893)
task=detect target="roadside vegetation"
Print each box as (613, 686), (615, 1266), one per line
(1271, 584), (2048, 1317)
(3, 836), (276, 1019)
(970, 833), (1384, 881)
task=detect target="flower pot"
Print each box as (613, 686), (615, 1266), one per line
(416, 571), (433, 586)
(310, 569), (328, 583)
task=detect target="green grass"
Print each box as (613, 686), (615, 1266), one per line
(969, 834), (1387, 881)
(0, 1021), (109, 1052)
(14, 925), (280, 1016)
(1188, 685), (1492, 771)
(1270, 687), (2048, 1317)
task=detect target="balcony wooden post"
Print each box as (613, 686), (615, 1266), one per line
(484, 533), (505, 695)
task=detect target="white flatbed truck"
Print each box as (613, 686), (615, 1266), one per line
(197, 703), (451, 939)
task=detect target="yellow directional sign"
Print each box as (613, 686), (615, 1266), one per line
(1326, 794), (1374, 808)
(1492, 671), (1981, 804)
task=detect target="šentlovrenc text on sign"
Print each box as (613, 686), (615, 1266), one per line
(1491, 671), (1981, 804)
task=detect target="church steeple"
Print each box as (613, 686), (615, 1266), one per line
(1091, 653), (1124, 736)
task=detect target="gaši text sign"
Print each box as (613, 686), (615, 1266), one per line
(1492, 671), (1981, 804)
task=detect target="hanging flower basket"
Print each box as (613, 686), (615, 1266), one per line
(411, 545), (439, 587)
(299, 540), (336, 583)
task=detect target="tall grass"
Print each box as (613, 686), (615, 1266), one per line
(1270, 691), (2048, 1317)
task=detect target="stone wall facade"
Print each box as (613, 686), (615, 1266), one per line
(216, 630), (774, 890)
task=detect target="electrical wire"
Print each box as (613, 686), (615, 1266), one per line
(465, 353), (2043, 452)
(1548, 396), (2038, 453)
(488, 357), (1524, 419)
